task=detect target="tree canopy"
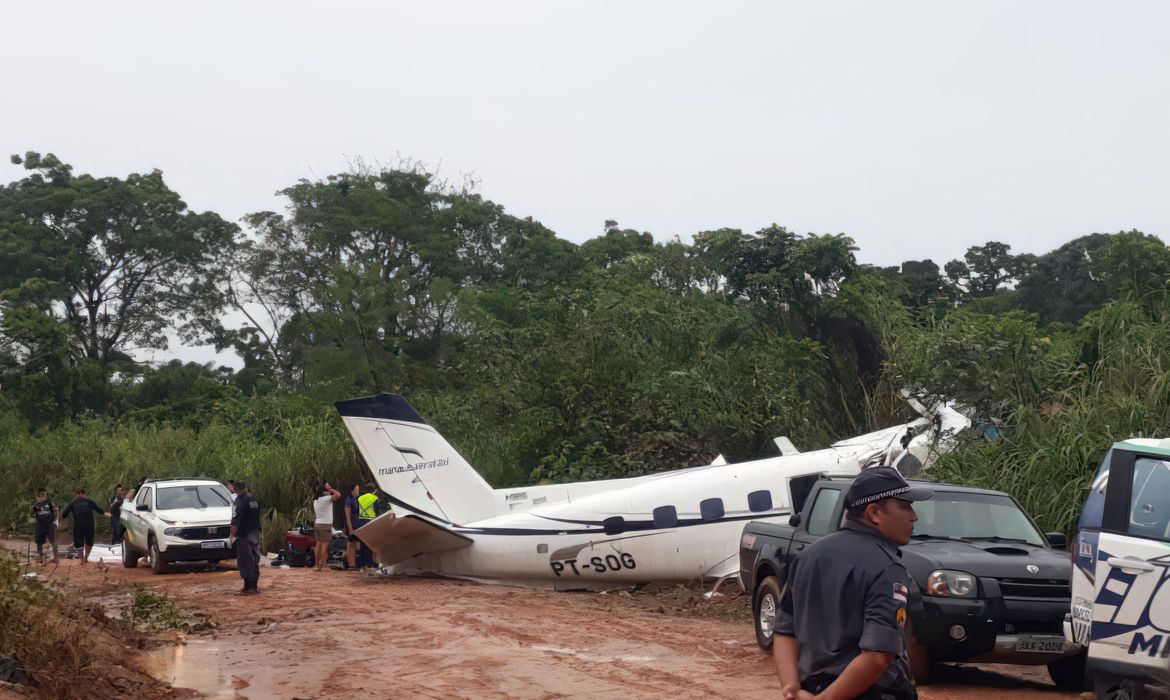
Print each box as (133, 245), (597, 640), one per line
(3, 151), (1170, 540)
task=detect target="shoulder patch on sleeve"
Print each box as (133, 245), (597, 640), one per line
(893, 582), (908, 604)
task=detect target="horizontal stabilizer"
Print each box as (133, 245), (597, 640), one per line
(773, 437), (799, 455)
(355, 513), (472, 567)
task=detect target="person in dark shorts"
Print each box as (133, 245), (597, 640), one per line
(60, 488), (108, 565)
(109, 485), (126, 545)
(229, 480), (263, 595)
(31, 489), (60, 564)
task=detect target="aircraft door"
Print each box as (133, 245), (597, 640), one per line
(1088, 451), (1170, 682)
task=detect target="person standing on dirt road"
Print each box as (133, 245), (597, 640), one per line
(344, 484), (361, 570)
(61, 489), (108, 565)
(774, 467), (931, 700)
(109, 485), (126, 545)
(229, 481), (263, 595)
(313, 482), (342, 571)
(355, 483), (378, 570)
(31, 489), (60, 564)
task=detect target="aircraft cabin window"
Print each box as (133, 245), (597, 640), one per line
(653, 506), (678, 529)
(700, 498), (725, 522)
(807, 488), (842, 536)
(603, 516), (626, 535)
(747, 490), (773, 512)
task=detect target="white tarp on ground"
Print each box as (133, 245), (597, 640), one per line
(87, 544), (121, 563)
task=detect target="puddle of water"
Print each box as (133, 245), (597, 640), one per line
(149, 638), (239, 698)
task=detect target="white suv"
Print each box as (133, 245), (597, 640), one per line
(120, 478), (235, 574)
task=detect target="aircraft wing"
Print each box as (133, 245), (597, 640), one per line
(354, 513), (472, 566)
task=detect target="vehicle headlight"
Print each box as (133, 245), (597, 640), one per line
(926, 569), (978, 598)
(163, 528), (181, 536)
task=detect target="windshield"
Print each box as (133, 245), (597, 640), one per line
(156, 485), (231, 511)
(911, 491), (1046, 546)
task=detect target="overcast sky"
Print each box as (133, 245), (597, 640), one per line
(3, 1), (1169, 366)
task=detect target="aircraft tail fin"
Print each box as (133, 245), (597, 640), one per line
(335, 394), (497, 525)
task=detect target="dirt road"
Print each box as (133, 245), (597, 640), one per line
(8, 548), (1079, 700)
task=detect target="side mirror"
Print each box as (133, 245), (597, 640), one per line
(788, 513), (801, 527)
(138, 504), (151, 512)
(1045, 532), (1067, 548)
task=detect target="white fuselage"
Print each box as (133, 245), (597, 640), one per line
(338, 392), (970, 590)
(375, 426), (911, 589)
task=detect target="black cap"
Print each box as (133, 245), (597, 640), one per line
(845, 466), (933, 509)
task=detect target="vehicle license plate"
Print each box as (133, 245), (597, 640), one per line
(1014, 636), (1065, 653)
(201, 540), (226, 549)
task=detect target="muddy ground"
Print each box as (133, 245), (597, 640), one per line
(2, 542), (1080, 700)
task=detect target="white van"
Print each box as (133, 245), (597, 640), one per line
(1067, 439), (1170, 699)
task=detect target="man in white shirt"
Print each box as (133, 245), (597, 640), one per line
(313, 482), (342, 571)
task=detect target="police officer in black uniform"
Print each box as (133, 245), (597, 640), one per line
(229, 480), (263, 595)
(774, 467), (931, 700)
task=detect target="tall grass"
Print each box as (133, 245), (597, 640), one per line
(0, 396), (366, 551)
(932, 302), (1170, 535)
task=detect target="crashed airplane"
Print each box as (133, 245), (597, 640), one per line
(337, 394), (970, 591)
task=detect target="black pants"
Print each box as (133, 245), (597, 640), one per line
(236, 531), (261, 589)
(802, 674), (917, 700)
(110, 518), (124, 545)
(73, 526), (95, 548)
(356, 518), (374, 568)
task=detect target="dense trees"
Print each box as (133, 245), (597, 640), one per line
(0, 153), (239, 423)
(3, 152), (1170, 539)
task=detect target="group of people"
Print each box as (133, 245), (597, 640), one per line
(30, 487), (124, 565)
(28, 478), (378, 594)
(312, 481), (385, 572)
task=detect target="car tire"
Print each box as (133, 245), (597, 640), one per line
(754, 575), (783, 651)
(149, 537), (165, 575)
(1047, 651), (1087, 691)
(122, 538), (140, 568)
(905, 621), (933, 683)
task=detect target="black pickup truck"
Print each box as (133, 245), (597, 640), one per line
(739, 473), (1085, 689)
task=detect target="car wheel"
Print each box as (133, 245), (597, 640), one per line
(121, 538), (140, 568)
(1047, 651), (1087, 691)
(754, 575), (783, 651)
(149, 537), (165, 574)
(905, 621), (933, 683)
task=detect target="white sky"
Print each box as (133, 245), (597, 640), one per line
(3, 1), (1169, 367)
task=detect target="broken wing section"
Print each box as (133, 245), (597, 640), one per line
(354, 513), (472, 567)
